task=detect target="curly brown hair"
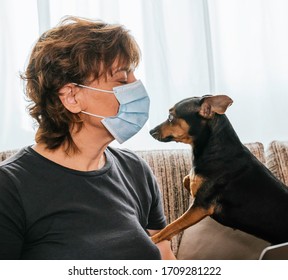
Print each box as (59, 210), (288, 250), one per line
(21, 16), (140, 153)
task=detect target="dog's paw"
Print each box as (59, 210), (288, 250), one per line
(151, 234), (160, 244)
(151, 231), (172, 244)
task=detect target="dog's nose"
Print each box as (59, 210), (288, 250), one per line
(149, 129), (157, 137)
(149, 128), (159, 139)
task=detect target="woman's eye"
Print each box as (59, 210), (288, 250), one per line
(168, 114), (174, 122)
(119, 81), (127, 85)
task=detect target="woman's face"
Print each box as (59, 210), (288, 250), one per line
(78, 61), (137, 128)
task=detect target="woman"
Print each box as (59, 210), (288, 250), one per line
(0, 16), (175, 260)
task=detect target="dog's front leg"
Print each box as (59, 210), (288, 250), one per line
(151, 173), (210, 244)
(151, 205), (214, 244)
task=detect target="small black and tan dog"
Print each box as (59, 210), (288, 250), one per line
(150, 95), (288, 245)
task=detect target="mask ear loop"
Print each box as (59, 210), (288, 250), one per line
(72, 83), (114, 93)
(81, 111), (105, 119)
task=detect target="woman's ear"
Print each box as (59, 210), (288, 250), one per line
(58, 84), (81, 113)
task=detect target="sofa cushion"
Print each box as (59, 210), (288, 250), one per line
(176, 142), (270, 259)
(266, 141), (288, 186)
(177, 217), (269, 260)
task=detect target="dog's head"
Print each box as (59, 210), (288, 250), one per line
(149, 95), (233, 145)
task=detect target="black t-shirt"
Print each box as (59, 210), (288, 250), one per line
(0, 146), (166, 259)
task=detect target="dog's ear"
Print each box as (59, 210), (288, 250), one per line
(199, 95), (233, 119)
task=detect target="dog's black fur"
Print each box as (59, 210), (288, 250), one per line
(150, 95), (288, 245)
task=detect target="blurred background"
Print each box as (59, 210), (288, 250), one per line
(1, 0), (287, 151)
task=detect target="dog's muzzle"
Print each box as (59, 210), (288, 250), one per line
(150, 127), (174, 142)
(149, 128), (160, 140)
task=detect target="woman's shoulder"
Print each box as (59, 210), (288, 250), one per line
(0, 147), (31, 169)
(0, 146), (49, 180)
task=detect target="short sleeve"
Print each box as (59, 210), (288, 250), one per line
(140, 161), (166, 230)
(146, 181), (167, 229)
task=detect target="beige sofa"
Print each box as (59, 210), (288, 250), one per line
(1, 140), (288, 259)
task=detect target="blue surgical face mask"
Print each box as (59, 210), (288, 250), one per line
(73, 80), (150, 144)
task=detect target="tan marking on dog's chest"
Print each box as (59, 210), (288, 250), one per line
(189, 170), (204, 197)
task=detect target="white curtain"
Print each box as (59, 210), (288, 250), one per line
(0, 0), (39, 150)
(1, 0), (287, 151)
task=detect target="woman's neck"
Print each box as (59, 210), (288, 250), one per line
(33, 125), (114, 171)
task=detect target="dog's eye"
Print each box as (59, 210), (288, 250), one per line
(168, 114), (174, 123)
